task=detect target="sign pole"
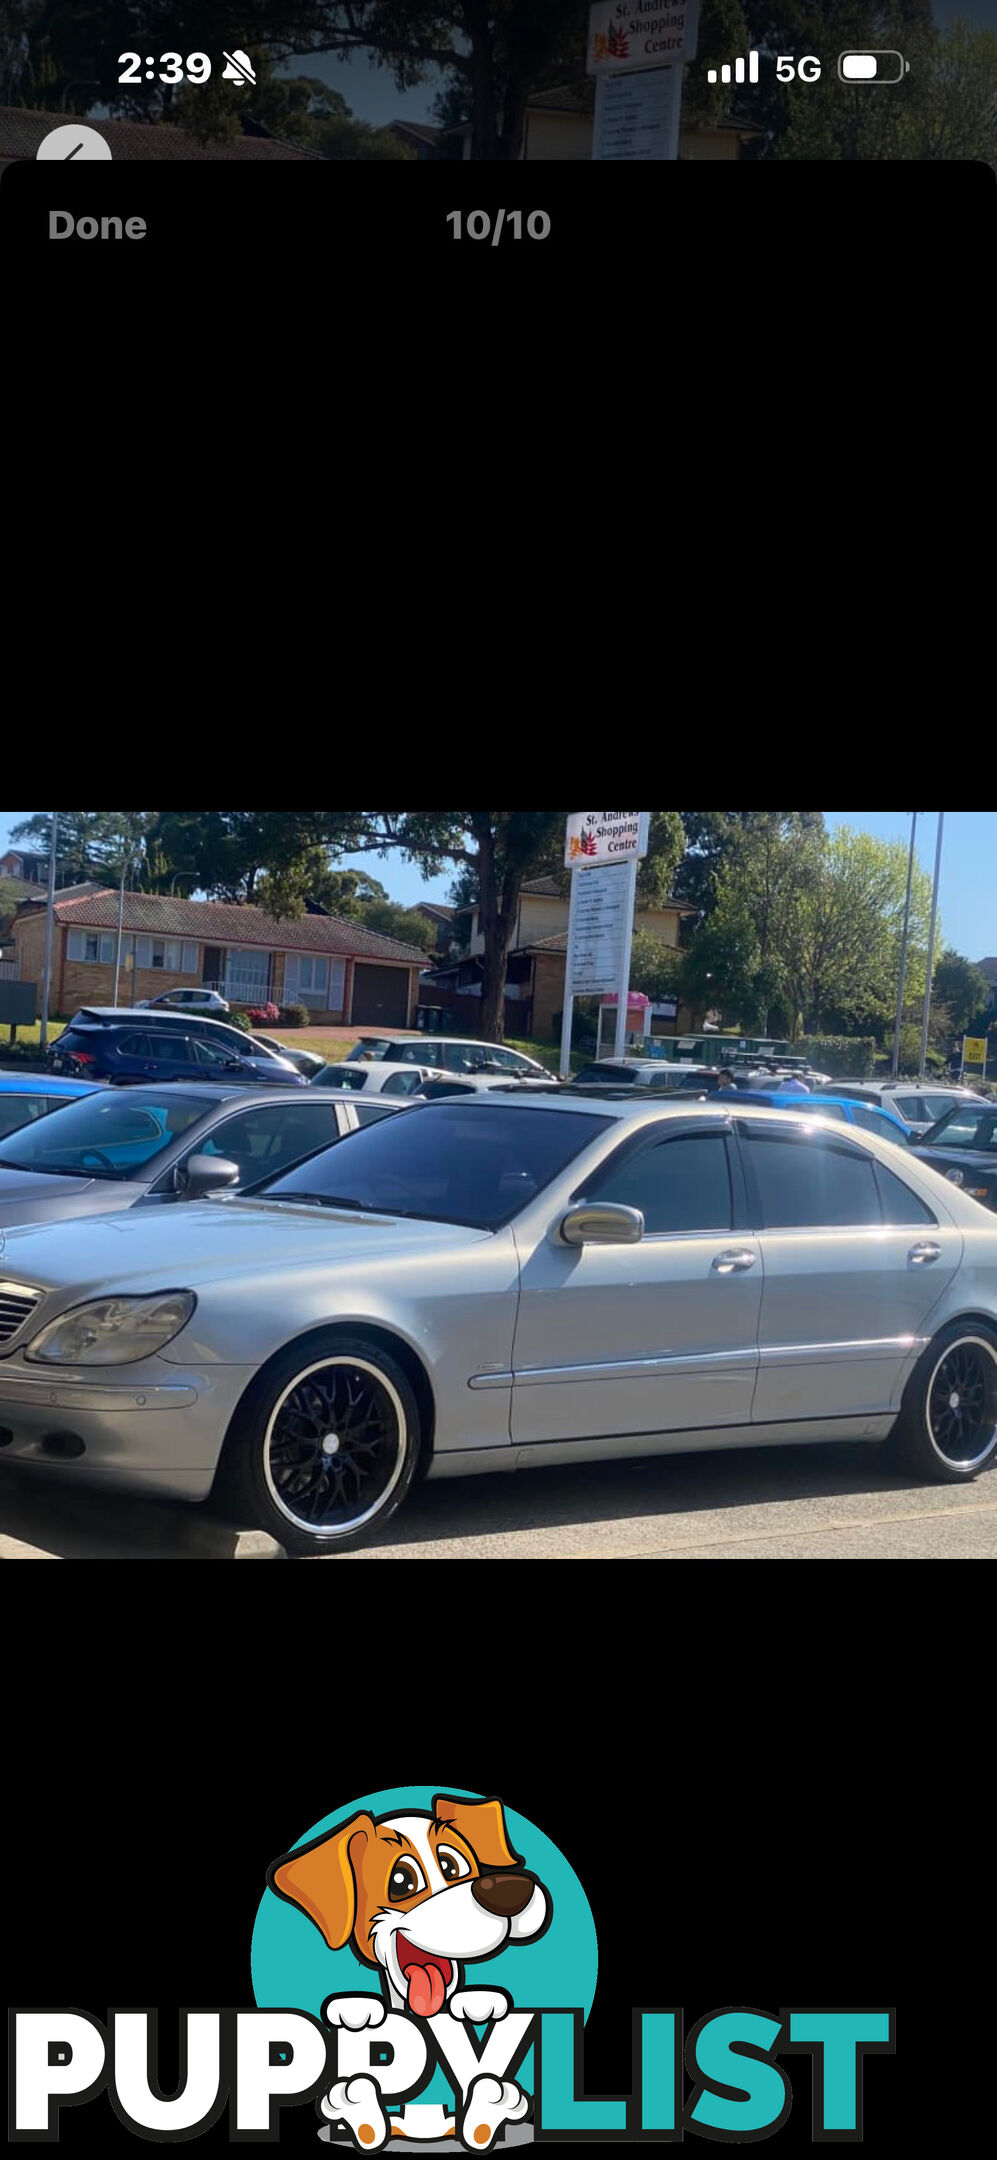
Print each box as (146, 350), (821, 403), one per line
(39, 809), (58, 1053)
(560, 866), (582, 1079)
(614, 855), (640, 1061)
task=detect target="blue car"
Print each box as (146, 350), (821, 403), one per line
(49, 1016), (305, 1088)
(729, 1090), (911, 1144)
(0, 1072), (100, 1140)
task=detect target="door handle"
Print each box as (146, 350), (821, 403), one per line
(908, 1241), (942, 1266)
(712, 1249), (757, 1274)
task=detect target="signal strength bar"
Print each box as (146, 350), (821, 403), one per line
(707, 52), (759, 84)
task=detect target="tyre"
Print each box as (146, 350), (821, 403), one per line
(214, 1332), (422, 1555)
(883, 1320), (997, 1482)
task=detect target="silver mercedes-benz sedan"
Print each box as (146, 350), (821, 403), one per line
(0, 1094), (995, 1555)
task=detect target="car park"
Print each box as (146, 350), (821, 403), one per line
(138, 988), (231, 1015)
(346, 1034), (552, 1081)
(49, 1016), (305, 1088)
(2, 1093), (994, 1556)
(0, 1073), (102, 1138)
(912, 1101), (997, 1210)
(727, 1090), (912, 1144)
(0, 1082), (400, 1232)
(312, 1060), (448, 1097)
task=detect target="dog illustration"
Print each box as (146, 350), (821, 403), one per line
(268, 1794), (550, 2149)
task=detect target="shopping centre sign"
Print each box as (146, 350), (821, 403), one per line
(587, 0), (699, 75)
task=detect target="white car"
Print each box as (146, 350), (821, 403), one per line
(138, 988), (231, 1015)
(312, 1061), (447, 1098)
(346, 1034), (551, 1081)
(414, 1073), (556, 1098)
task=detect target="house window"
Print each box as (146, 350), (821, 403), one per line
(68, 929), (115, 964)
(181, 942), (198, 973)
(284, 954), (342, 1008)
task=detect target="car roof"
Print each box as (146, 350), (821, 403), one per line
(70, 1007), (239, 1032)
(357, 1033), (538, 1054)
(0, 1073), (99, 1094)
(50, 1082), (339, 1112)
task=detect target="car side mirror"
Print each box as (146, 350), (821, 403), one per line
(223, 1057), (244, 1070)
(557, 1201), (644, 1247)
(178, 1153), (241, 1198)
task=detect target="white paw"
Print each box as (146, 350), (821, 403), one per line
(448, 1989), (511, 2024)
(319, 2074), (388, 2150)
(322, 1996), (387, 2032)
(462, 2074), (529, 2149)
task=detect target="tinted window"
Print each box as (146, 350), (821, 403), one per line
(875, 1163), (937, 1225)
(148, 1033), (198, 1065)
(257, 1103), (612, 1230)
(381, 1072), (424, 1096)
(439, 1044), (485, 1072)
(0, 1095), (60, 1138)
(741, 1125), (882, 1229)
(0, 1092), (207, 1178)
(116, 1032), (151, 1057)
(574, 1064), (637, 1086)
(894, 1094), (956, 1122)
(849, 1103), (904, 1140)
(314, 1066), (367, 1090)
(194, 1037), (242, 1068)
(194, 1104), (340, 1182)
(583, 1132), (733, 1234)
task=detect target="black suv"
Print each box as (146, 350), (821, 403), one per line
(50, 1010), (304, 1088)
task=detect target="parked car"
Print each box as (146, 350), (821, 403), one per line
(312, 1061), (448, 1097)
(570, 1061), (723, 1091)
(815, 1080), (987, 1139)
(0, 1073), (101, 1139)
(0, 1082), (402, 1232)
(912, 1101), (997, 1210)
(413, 1073), (555, 1099)
(57, 1006), (294, 1068)
(49, 1018), (305, 1088)
(3, 1095), (993, 1555)
(347, 1034), (552, 1081)
(138, 988), (231, 1015)
(250, 1034), (327, 1081)
(728, 1090), (912, 1145)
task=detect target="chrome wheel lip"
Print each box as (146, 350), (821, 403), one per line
(925, 1335), (997, 1471)
(263, 1356), (407, 1540)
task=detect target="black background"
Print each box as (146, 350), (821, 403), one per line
(8, 1578), (940, 2155)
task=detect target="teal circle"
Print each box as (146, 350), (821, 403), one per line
(251, 1786), (598, 2106)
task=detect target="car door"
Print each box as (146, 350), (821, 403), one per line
(735, 1116), (964, 1425)
(510, 1119), (762, 1446)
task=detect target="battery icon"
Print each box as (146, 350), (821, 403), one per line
(838, 52), (909, 82)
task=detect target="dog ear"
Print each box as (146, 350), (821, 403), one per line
(267, 1813), (375, 1951)
(432, 1795), (522, 1870)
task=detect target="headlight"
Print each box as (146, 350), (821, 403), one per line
(945, 1169), (965, 1186)
(24, 1291), (196, 1366)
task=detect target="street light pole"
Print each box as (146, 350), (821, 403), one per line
(919, 812), (945, 1080)
(891, 811), (918, 1078)
(113, 855), (128, 1006)
(40, 811), (59, 1051)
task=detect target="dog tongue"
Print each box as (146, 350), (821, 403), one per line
(405, 1960), (446, 2019)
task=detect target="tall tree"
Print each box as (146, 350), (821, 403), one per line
(781, 826), (934, 1037)
(678, 814), (824, 1034)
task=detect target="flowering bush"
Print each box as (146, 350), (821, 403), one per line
(248, 1003), (281, 1025)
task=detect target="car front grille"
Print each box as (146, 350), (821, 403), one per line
(0, 1282), (43, 1345)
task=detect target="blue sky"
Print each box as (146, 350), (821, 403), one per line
(2, 812), (993, 961)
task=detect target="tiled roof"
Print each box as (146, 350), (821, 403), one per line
(23, 888), (428, 964)
(520, 876), (564, 897)
(0, 105), (317, 160)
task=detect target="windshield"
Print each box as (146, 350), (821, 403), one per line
(925, 1109), (997, 1151)
(255, 1102), (612, 1230)
(0, 1090), (208, 1179)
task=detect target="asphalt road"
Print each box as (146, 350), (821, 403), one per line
(1, 1441), (995, 1560)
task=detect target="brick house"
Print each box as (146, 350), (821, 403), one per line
(11, 890), (428, 1028)
(421, 876), (699, 1039)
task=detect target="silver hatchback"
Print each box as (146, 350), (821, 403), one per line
(0, 1095), (996, 1554)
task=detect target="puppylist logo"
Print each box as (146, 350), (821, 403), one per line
(8, 1788), (895, 2149)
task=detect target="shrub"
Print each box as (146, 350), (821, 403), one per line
(249, 1002), (280, 1026)
(228, 1009), (253, 1033)
(278, 1004), (310, 1029)
(798, 1035), (877, 1078)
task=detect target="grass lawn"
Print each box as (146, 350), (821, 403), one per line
(2, 1019), (65, 1049)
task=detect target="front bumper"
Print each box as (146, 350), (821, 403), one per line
(0, 1353), (257, 1501)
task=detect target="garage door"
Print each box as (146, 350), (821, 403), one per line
(351, 965), (410, 1027)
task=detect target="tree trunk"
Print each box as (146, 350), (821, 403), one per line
(471, 817), (520, 1044)
(469, 17), (499, 160)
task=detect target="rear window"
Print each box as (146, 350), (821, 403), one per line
(346, 1039), (394, 1063)
(894, 1094), (955, 1122)
(314, 1066), (368, 1091)
(574, 1064), (637, 1086)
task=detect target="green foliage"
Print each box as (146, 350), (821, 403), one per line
(932, 949), (992, 1037)
(628, 931), (683, 1004)
(278, 1004), (310, 1028)
(797, 1035), (878, 1078)
(228, 1009), (253, 1032)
